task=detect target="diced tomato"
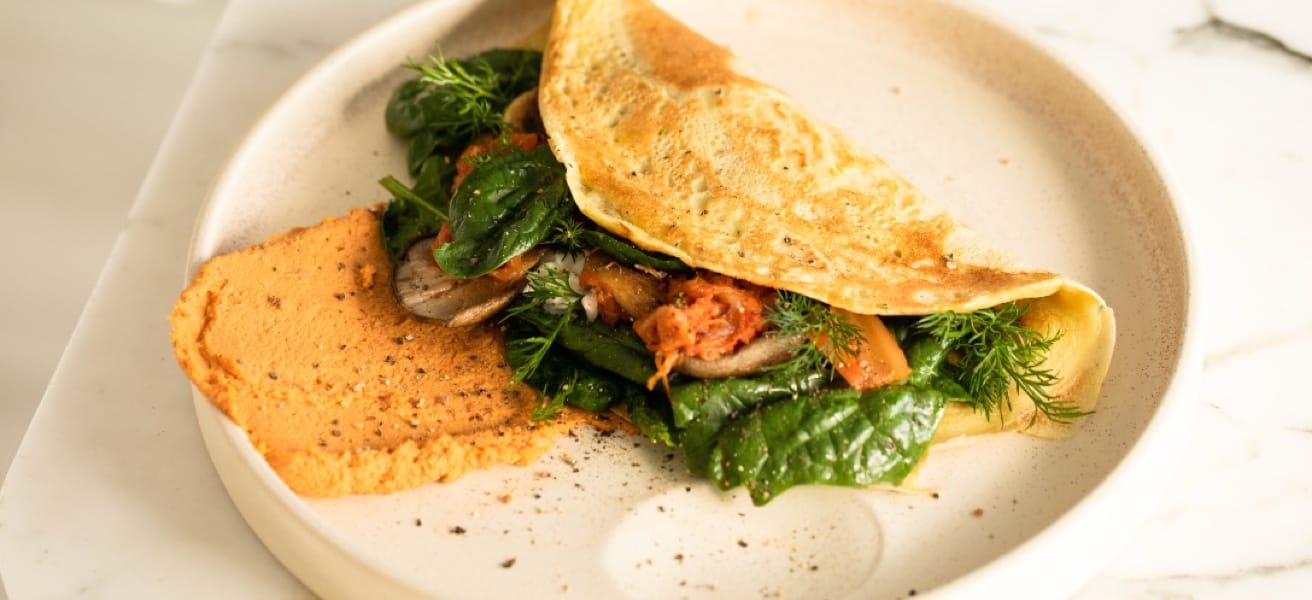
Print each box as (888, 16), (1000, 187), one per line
(632, 273), (774, 389)
(453, 132), (543, 190)
(486, 250), (540, 282)
(819, 308), (910, 390)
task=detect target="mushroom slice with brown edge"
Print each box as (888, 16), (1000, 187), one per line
(675, 334), (805, 379)
(503, 88), (543, 135)
(393, 239), (544, 327)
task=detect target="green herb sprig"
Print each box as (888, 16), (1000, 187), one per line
(406, 51), (508, 138)
(765, 291), (863, 375)
(504, 266), (582, 386)
(914, 302), (1085, 424)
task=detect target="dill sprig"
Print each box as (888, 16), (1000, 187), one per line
(914, 302), (1086, 425)
(528, 371), (574, 422)
(765, 291), (863, 375)
(504, 266), (582, 386)
(548, 218), (588, 253)
(406, 51), (507, 137)
(506, 266), (582, 318)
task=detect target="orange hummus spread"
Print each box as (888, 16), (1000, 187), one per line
(169, 208), (569, 496)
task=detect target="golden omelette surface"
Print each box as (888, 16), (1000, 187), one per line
(539, 0), (1064, 315)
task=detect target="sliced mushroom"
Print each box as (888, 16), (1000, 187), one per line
(393, 239), (542, 327)
(503, 88), (543, 135)
(676, 334), (806, 379)
(581, 252), (662, 320)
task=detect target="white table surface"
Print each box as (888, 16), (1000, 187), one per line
(3, 0), (1310, 598)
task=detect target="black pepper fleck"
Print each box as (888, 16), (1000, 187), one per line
(500, 558), (516, 569)
(450, 526), (466, 534)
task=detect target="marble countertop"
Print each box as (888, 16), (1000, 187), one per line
(2, 0), (1309, 598)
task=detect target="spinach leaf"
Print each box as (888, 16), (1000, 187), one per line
(625, 391), (678, 447)
(669, 368), (828, 477)
(511, 303), (658, 386)
(379, 174), (447, 264)
(578, 228), (690, 271)
(435, 145), (573, 277)
(385, 49), (542, 146)
(406, 130), (442, 175)
(506, 312), (675, 444)
(523, 346), (625, 413)
(707, 385), (947, 505)
(411, 154), (457, 205)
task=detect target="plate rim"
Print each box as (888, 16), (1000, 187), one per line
(183, 0), (1204, 598)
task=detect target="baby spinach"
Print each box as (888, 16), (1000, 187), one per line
(379, 171), (448, 264)
(512, 341), (624, 414)
(435, 145), (574, 277)
(512, 302), (658, 387)
(577, 228), (690, 271)
(625, 392), (678, 447)
(410, 154), (457, 205)
(672, 329), (962, 502)
(506, 306), (675, 444)
(385, 48), (542, 148)
(706, 385), (947, 505)
(669, 368), (829, 477)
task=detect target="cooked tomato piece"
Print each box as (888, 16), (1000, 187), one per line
(820, 308), (910, 390)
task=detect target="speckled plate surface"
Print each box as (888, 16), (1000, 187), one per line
(186, 0), (1200, 598)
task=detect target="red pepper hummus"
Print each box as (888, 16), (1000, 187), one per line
(169, 208), (567, 496)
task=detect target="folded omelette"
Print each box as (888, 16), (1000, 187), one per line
(539, 0), (1115, 438)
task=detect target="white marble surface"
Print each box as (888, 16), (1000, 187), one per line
(2, 0), (1310, 598)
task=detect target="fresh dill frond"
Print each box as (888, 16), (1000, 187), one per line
(548, 218), (588, 253)
(914, 302), (1085, 425)
(506, 317), (568, 386)
(506, 265), (582, 318)
(529, 372), (574, 422)
(504, 265), (582, 386)
(407, 50), (507, 136)
(765, 291), (863, 375)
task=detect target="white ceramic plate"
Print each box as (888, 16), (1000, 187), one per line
(187, 0), (1200, 598)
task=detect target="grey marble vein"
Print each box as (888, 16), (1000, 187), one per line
(1178, 2), (1312, 66)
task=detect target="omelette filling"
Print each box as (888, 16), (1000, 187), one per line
(630, 273), (774, 389)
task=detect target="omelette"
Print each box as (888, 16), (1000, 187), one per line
(538, 0), (1114, 439)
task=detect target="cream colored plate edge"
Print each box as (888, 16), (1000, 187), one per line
(187, 0), (1201, 598)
